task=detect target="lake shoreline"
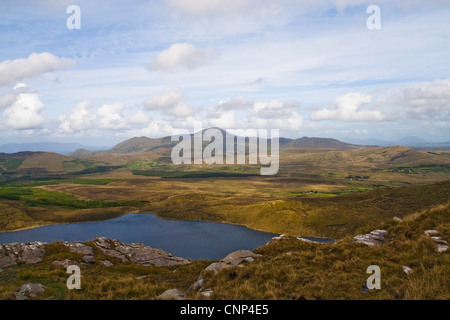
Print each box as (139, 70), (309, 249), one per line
(0, 212), (279, 260)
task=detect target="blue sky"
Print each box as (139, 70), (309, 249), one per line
(0, 0), (449, 146)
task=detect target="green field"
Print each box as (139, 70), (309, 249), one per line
(0, 186), (146, 209)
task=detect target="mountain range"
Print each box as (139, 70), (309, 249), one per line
(0, 142), (107, 155)
(342, 136), (450, 149)
(0, 131), (449, 157)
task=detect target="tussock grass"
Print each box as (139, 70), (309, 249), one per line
(195, 203), (449, 300)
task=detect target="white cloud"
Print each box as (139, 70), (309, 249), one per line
(0, 83), (45, 130)
(208, 97), (303, 130)
(394, 78), (450, 119)
(310, 92), (386, 122)
(120, 120), (176, 138)
(167, 0), (251, 17)
(148, 43), (217, 72)
(216, 97), (254, 111)
(209, 110), (241, 129)
(97, 103), (127, 130)
(58, 101), (97, 134)
(0, 52), (75, 85)
(248, 100), (303, 130)
(143, 86), (196, 118)
(127, 109), (152, 125)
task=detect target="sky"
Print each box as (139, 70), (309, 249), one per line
(0, 0), (449, 147)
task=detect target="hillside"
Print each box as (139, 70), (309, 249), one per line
(280, 136), (358, 149)
(0, 152), (104, 180)
(69, 129), (360, 158)
(0, 201), (447, 300)
(0, 142), (102, 155)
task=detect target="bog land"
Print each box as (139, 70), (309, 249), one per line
(0, 135), (449, 300)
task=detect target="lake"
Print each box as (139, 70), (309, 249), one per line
(0, 213), (278, 260)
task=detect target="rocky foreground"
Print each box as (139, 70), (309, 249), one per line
(0, 236), (264, 300)
(0, 237), (191, 269)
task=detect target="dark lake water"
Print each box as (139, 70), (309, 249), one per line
(0, 213), (278, 260)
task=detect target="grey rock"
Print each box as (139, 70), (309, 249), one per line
(435, 244), (448, 253)
(200, 289), (213, 297)
(83, 255), (95, 264)
(14, 283), (46, 300)
(92, 237), (191, 267)
(188, 275), (205, 292)
(222, 250), (262, 266)
(297, 237), (335, 244)
(424, 230), (440, 237)
(431, 237), (448, 245)
(63, 242), (94, 256)
(402, 266), (413, 275)
(52, 259), (79, 269)
(393, 217), (402, 222)
(0, 241), (46, 268)
(424, 230), (448, 252)
(0, 246), (17, 268)
(20, 242), (46, 264)
(353, 230), (388, 246)
(205, 262), (236, 275)
(205, 250), (262, 275)
(100, 260), (114, 268)
(158, 289), (186, 300)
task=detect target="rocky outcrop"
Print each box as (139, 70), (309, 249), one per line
(160, 249), (263, 300)
(424, 230), (448, 253)
(0, 241), (46, 268)
(1, 237), (190, 269)
(158, 288), (186, 300)
(14, 283), (46, 300)
(63, 242), (95, 263)
(353, 230), (388, 246)
(205, 250), (262, 275)
(92, 237), (191, 267)
(52, 259), (80, 269)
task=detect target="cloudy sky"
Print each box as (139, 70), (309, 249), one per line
(0, 0), (449, 146)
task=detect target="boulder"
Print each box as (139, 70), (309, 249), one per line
(0, 244), (17, 268)
(52, 259), (80, 269)
(200, 289), (213, 297)
(158, 289), (186, 300)
(353, 230), (388, 246)
(205, 250), (262, 275)
(424, 230), (440, 237)
(20, 242), (46, 264)
(0, 241), (46, 268)
(424, 230), (448, 252)
(92, 237), (191, 267)
(83, 255), (95, 264)
(100, 260), (114, 268)
(14, 283), (46, 300)
(205, 262), (236, 275)
(63, 242), (94, 256)
(222, 250), (262, 266)
(188, 275), (205, 292)
(402, 266), (413, 275)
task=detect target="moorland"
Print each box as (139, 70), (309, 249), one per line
(0, 131), (449, 299)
